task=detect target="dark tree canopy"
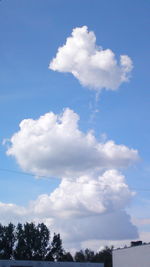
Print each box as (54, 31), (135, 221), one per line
(0, 222), (66, 261)
(0, 222), (113, 266)
(74, 247), (113, 267)
(0, 223), (15, 259)
(14, 223), (26, 260)
(75, 250), (86, 262)
(50, 233), (64, 261)
(14, 222), (50, 261)
(61, 252), (74, 262)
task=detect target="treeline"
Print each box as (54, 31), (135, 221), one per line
(74, 247), (112, 267)
(0, 222), (112, 267)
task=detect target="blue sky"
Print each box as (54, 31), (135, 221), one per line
(0, 0), (150, 250)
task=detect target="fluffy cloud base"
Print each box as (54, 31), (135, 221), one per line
(49, 26), (133, 91)
(6, 108), (138, 178)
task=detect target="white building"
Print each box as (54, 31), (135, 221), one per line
(0, 260), (104, 267)
(113, 243), (150, 267)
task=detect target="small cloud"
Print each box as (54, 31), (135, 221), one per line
(49, 26), (133, 91)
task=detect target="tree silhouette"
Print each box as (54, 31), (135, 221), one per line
(50, 233), (64, 261)
(0, 223), (15, 259)
(14, 222), (51, 261)
(14, 223), (26, 260)
(61, 252), (74, 262)
(74, 250), (86, 262)
(0, 221), (113, 266)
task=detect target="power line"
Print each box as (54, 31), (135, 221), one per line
(0, 167), (150, 192)
(0, 168), (56, 180)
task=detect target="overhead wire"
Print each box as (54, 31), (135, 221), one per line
(0, 167), (149, 192)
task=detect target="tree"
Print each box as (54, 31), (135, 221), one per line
(0, 224), (5, 259)
(74, 247), (112, 267)
(34, 223), (50, 260)
(23, 222), (37, 260)
(50, 233), (64, 261)
(14, 222), (51, 261)
(0, 223), (15, 259)
(61, 252), (74, 262)
(84, 248), (95, 262)
(14, 223), (27, 260)
(74, 250), (85, 262)
(0, 221), (114, 266)
(0, 222), (68, 262)
(14, 222), (39, 260)
(93, 246), (113, 267)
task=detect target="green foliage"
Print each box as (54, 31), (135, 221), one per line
(0, 222), (113, 266)
(50, 233), (64, 261)
(84, 248), (95, 262)
(0, 223), (15, 259)
(0, 222), (66, 261)
(14, 223), (26, 260)
(74, 246), (113, 267)
(61, 252), (74, 262)
(74, 250), (86, 262)
(93, 246), (113, 267)
(14, 222), (50, 260)
(35, 223), (50, 260)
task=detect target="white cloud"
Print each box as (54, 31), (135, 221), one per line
(31, 170), (134, 218)
(49, 26), (133, 91)
(53, 211), (138, 244)
(30, 170), (138, 244)
(3, 105), (139, 250)
(6, 109), (138, 178)
(0, 202), (27, 224)
(0, 170), (138, 250)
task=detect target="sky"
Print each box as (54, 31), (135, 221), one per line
(0, 0), (150, 252)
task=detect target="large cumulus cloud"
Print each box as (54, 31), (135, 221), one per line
(0, 170), (138, 249)
(30, 170), (138, 244)
(49, 26), (133, 91)
(6, 108), (138, 178)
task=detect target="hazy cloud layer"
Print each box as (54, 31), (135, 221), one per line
(49, 26), (133, 91)
(6, 109), (138, 178)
